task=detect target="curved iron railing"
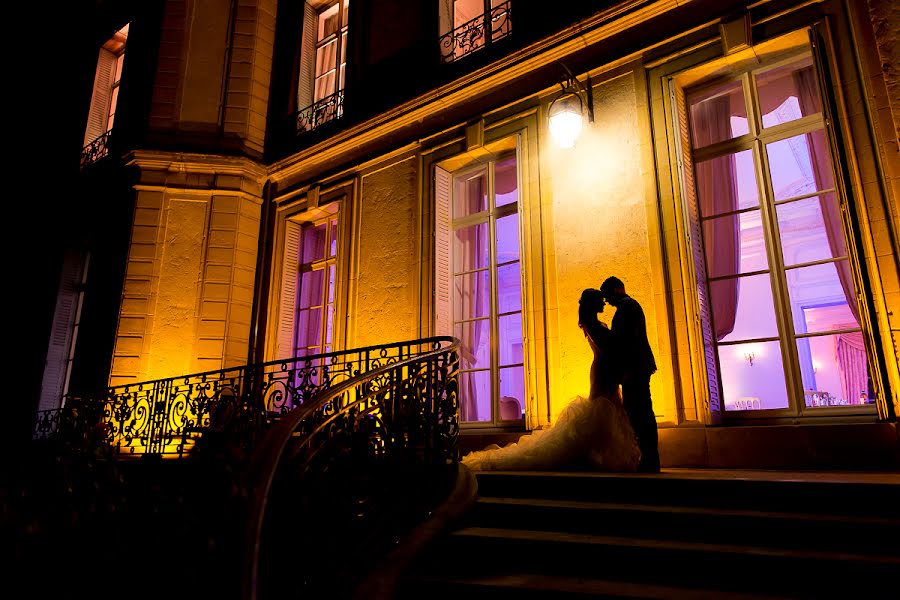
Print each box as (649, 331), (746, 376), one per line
(242, 336), (460, 600)
(33, 338), (452, 458)
(439, 1), (512, 64)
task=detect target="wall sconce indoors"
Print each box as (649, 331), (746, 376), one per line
(744, 351), (755, 366)
(548, 64), (594, 149)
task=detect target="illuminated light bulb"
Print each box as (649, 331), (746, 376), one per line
(548, 92), (584, 149)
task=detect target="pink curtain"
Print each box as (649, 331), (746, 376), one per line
(693, 95), (740, 340)
(836, 332), (867, 404)
(794, 67), (860, 326)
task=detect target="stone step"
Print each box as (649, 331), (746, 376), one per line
(401, 573), (801, 599)
(414, 526), (899, 598)
(473, 471), (900, 518)
(469, 497), (900, 555)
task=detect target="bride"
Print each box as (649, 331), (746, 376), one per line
(461, 289), (641, 472)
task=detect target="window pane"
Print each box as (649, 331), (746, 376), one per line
(327, 265), (336, 303)
(315, 72), (335, 101)
(687, 79), (747, 149)
(318, 4), (340, 39)
(453, 222), (488, 271)
(766, 130), (833, 200)
(329, 219), (338, 257)
(298, 269), (324, 309)
(499, 366), (525, 420)
(719, 340), (789, 410)
(703, 209), (768, 277)
(316, 40), (337, 76)
(459, 369), (491, 422)
(797, 333), (872, 407)
(325, 302), (334, 345)
(453, 270), (490, 320)
(798, 302), (859, 337)
(712, 273), (779, 342)
(757, 57), (821, 129)
(302, 223), (327, 263)
(786, 262), (860, 332)
(695, 150), (758, 216)
(495, 156), (518, 207)
(497, 262), (521, 313)
(776, 194), (846, 266)
(454, 319), (490, 370)
(296, 307), (322, 350)
(454, 172), (487, 217)
(455, 0), (483, 27)
(499, 313), (523, 366)
(495, 212), (520, 263)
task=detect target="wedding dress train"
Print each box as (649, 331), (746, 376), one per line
(462, 304), (641, 472)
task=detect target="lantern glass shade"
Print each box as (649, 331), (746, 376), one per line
(548, 92), (583, 148)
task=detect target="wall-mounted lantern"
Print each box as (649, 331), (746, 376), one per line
(548, 64), (594, 149)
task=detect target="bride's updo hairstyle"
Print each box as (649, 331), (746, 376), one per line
(578, 288), (605, 327)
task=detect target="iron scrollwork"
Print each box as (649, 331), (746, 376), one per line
(80, 130), (112, 168)
(294, 90), (344, 134)
(439, 1), (512, 64)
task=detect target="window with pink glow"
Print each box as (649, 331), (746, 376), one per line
(451, 155), (525, 423)
(294, 213), (340, 359)
(84, 23), (129, 148)
(314, 1), (349, 103)
(683, 50), (872, 416)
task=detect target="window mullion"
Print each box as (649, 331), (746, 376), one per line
(488, 160), (500, 425)
(748, 68), (804, 415)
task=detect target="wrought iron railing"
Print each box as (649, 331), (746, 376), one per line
(32, 338), (456, 458)
(242, 336), (460, 599)
(80, 130), (112, 168)
(439, 1), (512, 64)
(294, 90), (344, 134)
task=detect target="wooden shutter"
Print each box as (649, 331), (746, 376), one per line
(435, 166), (453, 337)
(38, 250), (85, 411)
(674, 82), (721, 420)
(84, 48), (116, 146)
(438, 0), (453, 35)
(297, 2), (318, 111)
(276, 221), (303, 359)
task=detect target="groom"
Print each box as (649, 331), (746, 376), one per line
(599, 276), (660, 473)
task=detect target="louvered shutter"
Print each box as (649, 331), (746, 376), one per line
(276, 221), (303, 359)
(84, 48), (116, 146)
(435, 166), (453, 337)
(297, 2), (317, 111)
(38, 250), (85, 411)
(674, 83), (721, 420)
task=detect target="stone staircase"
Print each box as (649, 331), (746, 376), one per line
(398, 470), (900, 599)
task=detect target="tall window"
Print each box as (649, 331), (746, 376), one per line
(679, 50), (871, 415)
(83, 23), (129, 162)
(438, 0), (512, 64)
(436, 156), (525, 424)
(276, 203), (341, 361)
(296, 0), (348, 131)
(294, 215), (339, 357)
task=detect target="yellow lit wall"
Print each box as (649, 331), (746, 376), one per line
(109, 153), (265, 386)
(543, 70), (671, 424)
(350, 156), (423, 348)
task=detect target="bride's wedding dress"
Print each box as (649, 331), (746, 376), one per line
(462, 317), (640, 472)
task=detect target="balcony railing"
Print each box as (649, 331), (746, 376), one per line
(80, 130), (112, 168)
(439, 1), (512, 64)
(32, 337), (459, 460)
(294, 90), (344, 134)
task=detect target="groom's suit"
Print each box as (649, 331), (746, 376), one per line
(610, 295), (660, 472)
